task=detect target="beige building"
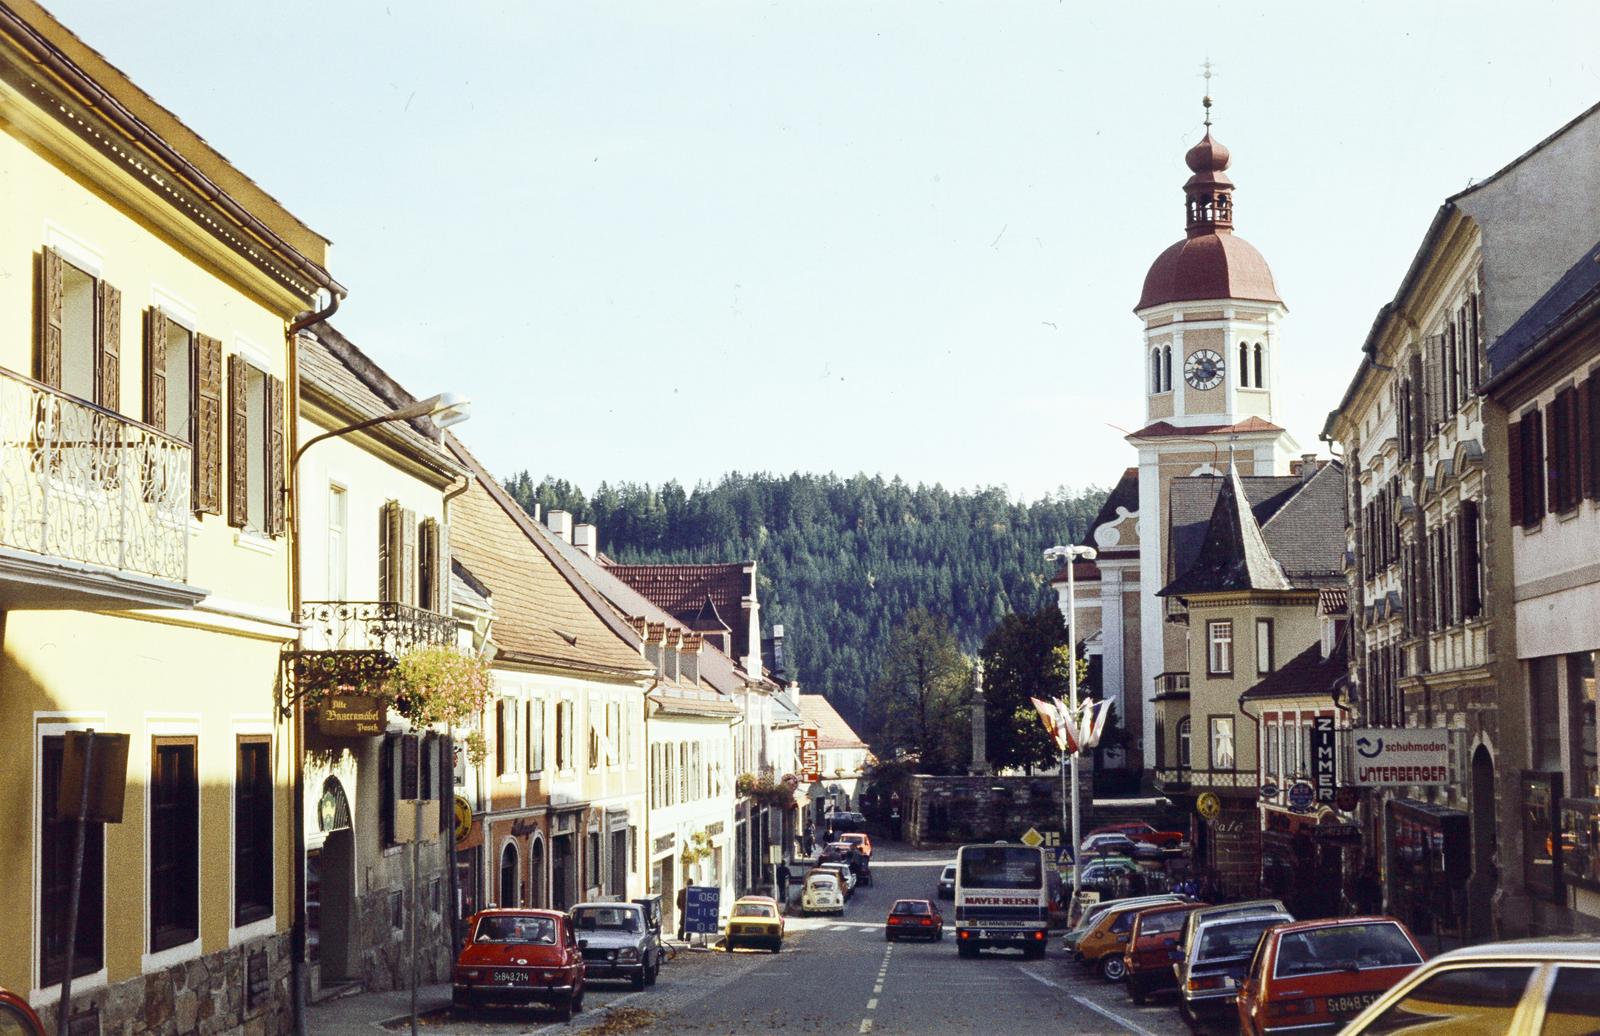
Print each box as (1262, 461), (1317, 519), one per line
(0, 4), (340, 1034)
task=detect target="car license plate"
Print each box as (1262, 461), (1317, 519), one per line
(492, 970), (528, 984)
(1327, 993), (1378, 1015)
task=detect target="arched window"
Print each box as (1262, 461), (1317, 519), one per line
(1239, 342), (1249, 386)
(500, 842), (520, 908)
(1254, 342), (1265, 387)
(529, 836), (547, 908)
(1177, 717), (1192, 769)
(1162, 346), (1172, 391)
(1151, 348), (1162, 393)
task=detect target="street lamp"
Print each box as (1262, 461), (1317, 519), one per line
(1044, 543), (1097, 921)
(288, 390), (469, 1036)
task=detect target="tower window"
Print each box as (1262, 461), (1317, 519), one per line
(1151, 348), (1161, 393)
(1254, 343), (1265, 387)
(1163, 346), (1172, 391)
(1239, 342), (1249, 386)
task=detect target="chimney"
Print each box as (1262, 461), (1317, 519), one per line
(645, 622), (666, 673)
(681, 633), (701, 686)
(1298, 453), (1320, 483)
(546, 509), (573, 543)
(573, 523), (598, 559)
(770, 624), (786, 679)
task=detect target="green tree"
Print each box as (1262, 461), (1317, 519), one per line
(980, 605), (1070, 773)
(869, 609), (972, 774)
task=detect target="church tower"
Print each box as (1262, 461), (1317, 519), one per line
(1128, 95), (1300, 772)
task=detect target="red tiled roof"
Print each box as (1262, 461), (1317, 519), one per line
(798, 694), (868, 750)
(1127, 416), (1284, 440)
(1319, 587), (1350, 616)
(605, 563), (754, 660)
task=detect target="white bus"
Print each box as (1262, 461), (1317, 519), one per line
(953, 842), (1049, 959)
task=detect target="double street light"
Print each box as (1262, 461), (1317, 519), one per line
(1043, 543), (1098, 921)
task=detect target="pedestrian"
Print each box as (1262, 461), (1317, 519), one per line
(802, 826), (815, 859)
(675, 886), (687, 942)
(776, 861), (792, 905)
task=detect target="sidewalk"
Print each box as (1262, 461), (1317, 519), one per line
(307, 984), (452, 1036)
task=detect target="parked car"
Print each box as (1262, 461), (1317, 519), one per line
(0, 989), (44, 1036)
(1123, 901), (1209, 1003)
(802, 870), (846, 915)
(570, 901), (658, 990)
(1175, 911), (1293, 1032)
(1081, 833), (1166, 861)
(824, 810), (867, 838)
(1079, 860), (1140, 898)
(453, 909), (586, 1020)
(816, 861), (856, 896)
(1340, 936), (1600, 1035)
(884, 899), (944, 942)
(839, 831), (874, 859)
(1090, 820), (1187, 849)
(1175, 899), (1288, 962)
(1065, 894), (1186, 953)
(1235, 916), (1425, 1035)
(937, 864), (956, 900)
(1078, 899), (1180, 981)
(823, 841), (872, 886)
(724, 895), (784, 953)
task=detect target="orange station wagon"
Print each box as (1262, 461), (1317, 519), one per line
(1235, 916), (1425, 1035)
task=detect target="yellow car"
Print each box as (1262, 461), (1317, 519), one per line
(724, 895), (784, 953)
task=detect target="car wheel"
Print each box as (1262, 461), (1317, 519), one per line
(724, 939), (735, 952)
(769, 942), (781, 954)
(935, 928), (944, 941)
(958, 942), (978, 959)
(645, 960), (658, 986)
(554, 997), (573, 1023)
(1100, 956), (1127, 982)
(450, 992), (472, 1017)
(631, 968), (646, 991)
(885, 931), (895, 942)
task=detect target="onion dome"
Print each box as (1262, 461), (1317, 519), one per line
(1136, 122), (1282, 312)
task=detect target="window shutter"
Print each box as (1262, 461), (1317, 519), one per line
(1508, 419), (1524, 526)
(1409, 355), (1426, 461)
(1468, 292), (1482, 393)
(227, 353), (249, 527)
(195, 336), (223, 515)
(419, 518), (439, 610)
(96, 281), (120, 411)
(1545, 404), (1560, 517)
(144, 309), (168, 430)
(266, 375), (285, 538)
(37, 247), (63, 389)
(1460, 501), (1481, 618)
(400, 734), (419, 801)
(401, 508), (418, 606)
(380, 734), (396, 847)
(379, 500), (403, 602)
(1588, 370), (1600, 501)
(1528, 408), (1547, 525)
(1564, 386), (1583, 512)
(438, 735), (454, 835)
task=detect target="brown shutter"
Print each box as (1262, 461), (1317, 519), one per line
(418, 517), (437, 609)
(1468, 292), (1482, 392)
(1588, 370), (1600, 501)
(195, 335), (223, 515)
(401, 508), (418, 606)
(266, 375), (285, 538)
(1545, 404), (1560, 517)
(1529, 407), (1547, 524)
(1566, 386), (1583, 512)
(227, 353), (249, 527)
(144, 309), (169, 430)
(96, 281), (120, 412)
(1409, 355), (1426, 464)
(1508, 419), (1524, 526)
(37, 247), (63, 389)
(1460, 501), (1481, 618)
(379, 500), (403, 602)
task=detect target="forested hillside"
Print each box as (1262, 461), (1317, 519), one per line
(502, 471), (1107, 737)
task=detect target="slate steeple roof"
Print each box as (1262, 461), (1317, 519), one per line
(1159, 464), (1291, 596)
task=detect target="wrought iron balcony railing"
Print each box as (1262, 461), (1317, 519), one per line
(299, 600), (457, 658)
(0, 368), (189, 583)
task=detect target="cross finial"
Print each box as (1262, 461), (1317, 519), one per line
(1201, 58), (1216, 128)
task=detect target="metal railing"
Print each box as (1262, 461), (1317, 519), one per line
(0, 368), (189, 583)
(299, 600), (456, 657)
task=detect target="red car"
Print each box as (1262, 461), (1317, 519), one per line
(884, 899), (944, 941)
(1122, 901), (1207, 1004)
(0, 989), (44, 1036)
(1089, 820), (1186, 849)
(1236, 916), (1426, 1035)
(453, 909), (587, 1020)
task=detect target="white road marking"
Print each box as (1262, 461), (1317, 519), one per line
(1016, 966), (1162, 1036)
(867, 998), (878, 1010)
(859, 1021), (873, 1034)
(873, 984), (882, 994)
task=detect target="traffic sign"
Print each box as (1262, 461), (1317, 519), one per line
(1259, 782), (1280, 801)
(1020, 827), (1044, 848)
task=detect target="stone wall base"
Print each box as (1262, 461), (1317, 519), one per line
(36, 931), (291, 1036)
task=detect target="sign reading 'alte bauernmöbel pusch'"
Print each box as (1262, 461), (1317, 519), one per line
(317, 694), (388, 737)
(1351, 728), (1451, 786)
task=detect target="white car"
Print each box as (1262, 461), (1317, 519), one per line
(817, 861), (856, 895)
(802, 872), (845, 915)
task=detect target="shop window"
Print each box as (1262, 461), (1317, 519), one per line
(1522, 772), (1562, 902)
(235, 736), (274, 926)
(150, 737), (199, 951)
(41, 735), (104, 984)
(1566, 651), (1598, 798)
(587, 830), (602, 890)
(1530, 658), (1564, 772)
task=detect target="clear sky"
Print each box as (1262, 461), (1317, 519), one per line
(46, 1), (1600, 501)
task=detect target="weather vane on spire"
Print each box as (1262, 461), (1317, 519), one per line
(1201, 58), (1216, 128)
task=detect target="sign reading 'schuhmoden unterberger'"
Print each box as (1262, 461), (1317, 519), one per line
(1352, 728), (1451, 786)
(317, 694), (388, 737)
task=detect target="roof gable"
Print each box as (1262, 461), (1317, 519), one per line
(798, 694), (867, 750)
(1160, 466), (1290, 596)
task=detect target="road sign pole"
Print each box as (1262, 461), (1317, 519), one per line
(57, 729), (95, 1036)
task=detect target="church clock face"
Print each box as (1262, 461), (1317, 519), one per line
(1184, 349), (1225, 390)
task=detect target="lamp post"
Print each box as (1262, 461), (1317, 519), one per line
(1044, 543), (1097, 922)
(287, 390), (470, 1036)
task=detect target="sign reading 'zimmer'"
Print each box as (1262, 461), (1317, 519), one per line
(1351, 728), (1451, 786)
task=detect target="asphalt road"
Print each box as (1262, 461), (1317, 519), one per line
(420, 844), (1188, 1035)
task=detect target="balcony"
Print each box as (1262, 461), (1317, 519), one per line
(299, 600), (457, 656)
(0, 368), (201, 609)
(1155, 671), (1191, 696)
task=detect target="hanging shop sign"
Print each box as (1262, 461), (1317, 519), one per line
(800, 728), (820, 782)
(1287, 781), (1316, 813)
(1335, 786), (1361, 813)
(1196, 792), (1222, 821)
(453, 796), (473, 845)
(1259, 782), (1280, 801)
(316, 694), (388, 737)
(1352, 728), (1450, 786)
(1311, 716), (1338, 803)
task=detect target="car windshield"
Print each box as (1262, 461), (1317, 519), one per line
(941, 867), (956, 880)
(807, 873), (838, 887)
(475, 915), (557, 945)
(572, 907), (641, 933)
(1273, 923), (1421, 977)
(1197, 918), (1280, 961)
(892, 901), (930, 915)
(733, 903), (774, 918)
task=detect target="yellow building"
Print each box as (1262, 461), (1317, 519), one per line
(0, 3), (339, 1032)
